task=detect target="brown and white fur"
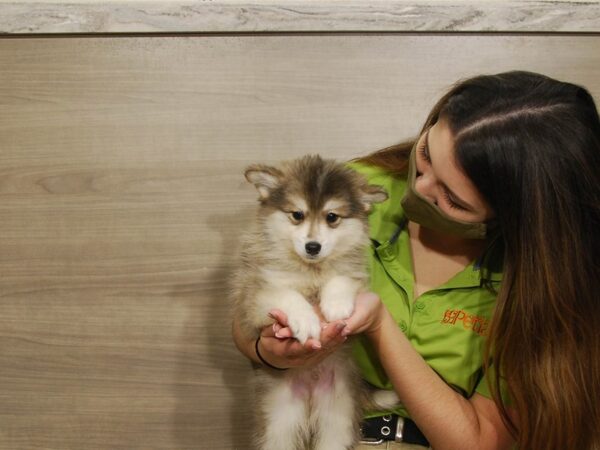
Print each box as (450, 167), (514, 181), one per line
(231, 155), (388, 450)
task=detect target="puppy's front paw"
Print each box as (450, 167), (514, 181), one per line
(320, 276), (359, 322)
(320, 295), (355, 322)
(286, 309), (322, 345)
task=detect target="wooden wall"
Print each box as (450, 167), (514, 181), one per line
(1, 34), (599, 450)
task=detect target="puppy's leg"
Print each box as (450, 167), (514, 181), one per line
(311, 365), (359, 450)
(320, 276), (361, 322)
(251, 287), (321, 344)
(257, 377), (308, 450)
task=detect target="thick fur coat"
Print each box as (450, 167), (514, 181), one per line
(231, 155), (388, 450)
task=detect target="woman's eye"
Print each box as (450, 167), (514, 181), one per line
(418, 145), (431, 164)
(326, 212), (340, 224)
(442, 190), (467, 211)
(291, 211), (304, 222)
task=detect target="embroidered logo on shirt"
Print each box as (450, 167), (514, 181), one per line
(441, 309), (489, 336)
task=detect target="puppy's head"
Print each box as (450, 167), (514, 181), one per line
(245, 155), (387, 264)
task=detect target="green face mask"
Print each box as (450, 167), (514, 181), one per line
(400, 146), (491, 240)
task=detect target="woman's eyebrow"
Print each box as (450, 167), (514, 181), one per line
(426, 130), (476, 212)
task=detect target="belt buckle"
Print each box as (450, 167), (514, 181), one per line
(359, 414), (396, 446)
(358, 437), (385, 445)
(394, 416), (405, 443)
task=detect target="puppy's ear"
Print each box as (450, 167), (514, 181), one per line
(244, 164), (283, 200)
(360, 185), (388, 212)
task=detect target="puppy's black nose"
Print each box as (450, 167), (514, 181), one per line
(305, 242), (321, 256)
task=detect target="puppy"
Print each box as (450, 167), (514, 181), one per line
(231, 155), (388, 450)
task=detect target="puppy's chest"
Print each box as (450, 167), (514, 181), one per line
(261, 268), (333, 305)
(303, 286), (321, 306)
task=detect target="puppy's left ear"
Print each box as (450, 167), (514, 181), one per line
(244, 164), (283, 200)
(360, 185), (388, 212)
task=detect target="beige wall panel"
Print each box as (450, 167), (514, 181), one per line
(0, 35), (599, 450)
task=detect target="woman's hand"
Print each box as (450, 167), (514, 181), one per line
(257, 309), (349, 370)
(257, 291), (385, 369)
(341, 291), (386, 337)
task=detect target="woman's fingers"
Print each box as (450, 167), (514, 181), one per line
(259, 309), (355, 369)
(268, 309), (295, 339)
(342, 291), (383, 336)
(260, 320), (280, 339)
(321, 321), (348, 343)
(274, 320), (348, 345)
(268, 309), (288, 326)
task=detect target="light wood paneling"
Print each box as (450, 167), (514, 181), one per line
(0, 35), (599, 450)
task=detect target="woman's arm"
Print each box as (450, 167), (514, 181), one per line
(345, 293), (515, 450)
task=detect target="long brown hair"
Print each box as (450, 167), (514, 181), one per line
(361, 71), (600, 450)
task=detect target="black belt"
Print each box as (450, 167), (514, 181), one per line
(360, 414), (430, 447)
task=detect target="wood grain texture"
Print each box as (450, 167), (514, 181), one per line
(1, 1), (600, 33)
(0, 34), (599, 450)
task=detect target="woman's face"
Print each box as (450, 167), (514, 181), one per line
(414, 120), (495, 223)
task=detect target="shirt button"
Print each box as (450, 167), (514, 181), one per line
(415, 301), (425, 311)
(400, 320), (408, 332)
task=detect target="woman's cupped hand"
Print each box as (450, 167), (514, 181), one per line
(258, 291), (384, 370)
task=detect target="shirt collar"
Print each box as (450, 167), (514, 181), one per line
(374, 216), (502, 289)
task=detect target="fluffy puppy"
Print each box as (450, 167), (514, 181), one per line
(232, 155), (387, 450)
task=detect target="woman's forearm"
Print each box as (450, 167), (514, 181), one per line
(232, 317), (261, 365)
(367, 311), (500, 450)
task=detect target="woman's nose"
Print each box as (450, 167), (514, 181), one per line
(415, 174), (439, 205)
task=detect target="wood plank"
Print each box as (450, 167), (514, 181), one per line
(0, 34), (599, 449)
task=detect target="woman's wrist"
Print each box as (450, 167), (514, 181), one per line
(255, 336), (289, 371)
(364, 299), (390, 338)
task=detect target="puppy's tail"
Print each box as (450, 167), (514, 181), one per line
(360, 387), (402, 414)
(373, 389), (402, 410)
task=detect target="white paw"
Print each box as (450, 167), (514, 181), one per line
(286, 308), (322, 345)
(320, 276), (359, 322)
(320, 294), (355, 322)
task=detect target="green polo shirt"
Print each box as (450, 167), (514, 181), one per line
(349, 162), (505, 419)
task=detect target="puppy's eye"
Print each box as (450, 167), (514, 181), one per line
(290, 211), (304, 223)
(326, 212), (340, 224)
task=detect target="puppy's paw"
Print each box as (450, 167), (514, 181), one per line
(320, 276), (359, 322)
(320, 295), (355, 322)
(286, 308), (322, 345)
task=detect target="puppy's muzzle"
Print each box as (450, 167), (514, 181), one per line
(305, 241), (322, 256)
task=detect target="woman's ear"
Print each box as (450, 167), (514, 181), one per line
(244, 165), (284, 200)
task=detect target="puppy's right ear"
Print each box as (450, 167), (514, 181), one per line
(244, 165), (283, 200)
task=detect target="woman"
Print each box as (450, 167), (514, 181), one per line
(232, 71), (600, 450)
